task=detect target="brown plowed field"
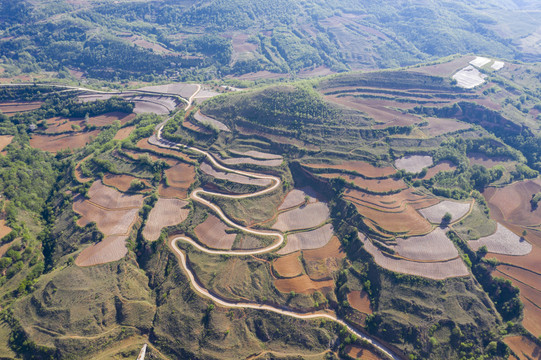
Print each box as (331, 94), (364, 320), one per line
(75, 235), (128, 267)
(29, 130), (100, 152)
(351, 202), (432, 236)
(359, 233), (469, 279)
(0, 101), (42, 115)
(484, 179), (541, 227)
(73, 199), (139, 236)
(87, 112), (136, 127)
(496, 271), (541, 337)
(183, 119), (211, 133)
(200, 162), (270, 186)
(347, 291), (372, 314)
(87, 181), (144, 209)
(278, 187), (318, 210)
(496, 265), (541, 292)
(345, 345), (382, 360)
(229, 150), (282, 160)
(44, 117), (85, 133)
(303, 161), (395, 178)
(317, 173), (407, 192)
(0, 135), (13, 152)
(272, 202), (330, 232)
(272, 252), (303, 278)
(303, 236), (345, 261)
(274, 275), (334, 294)
(103, 174), (151, 193)
(422, 161), (456, 179)
(489, 244), (541, 274)
(142, 198), (189, 241)
(504, 336), (541, 360)
(344, 188), (439, 212)
(194, 214), (236, 250)
(136, 138), (193, 161)
(159, 160), (195, 199)
(113, 126), (135, 140)
(412, 56), (473, 77)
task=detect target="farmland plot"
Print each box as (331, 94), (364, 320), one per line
(272, 202), (330, 232)
(216, 154), (283, 167)
(317, 173), (407, 192)
(113, 126), (135, 140)
(393, 227), (458, 261)
(302, 236), (345, 281)
(194, 214), (236, 250)
(504, 336), (541, 360)
(87, 181), (144, 209)
(29, 130), (100, 153)
(274, 275), (334, 294)
(453, 65), (486, 88)
(303, 161), (395, 178)
(277, 224), (334, 255)
(142, 199), (189, 241)
(347, 291), (372, 314)
(75, 235), (128, 267)
(229, 150), (282, 160)
(0, 135), (13, 152)
(272, 252), (303, 278)
(103, 174), (150, 193)
(137, 83), (199, 99)
(418, 200), (471, 224)
(73, 200), (139, 236)
(278, 187), (319, 210)
(200, 162), (270, 186)
(395, 155), (433, 173)
(359, 233), (469, 280)
(422, 161), (456, 179)
(469, 223), (532, 255)
(193, 111), (230, 132)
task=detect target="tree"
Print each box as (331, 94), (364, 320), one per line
(441, 212), (452, 225)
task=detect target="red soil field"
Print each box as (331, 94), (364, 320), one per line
(303, 236), (345, 261)
(194, 214), (237, 250)
(303, 161), (395, 178)
(113, 126), (135, 140)
(278, 224), (334, 255)
(159, 160), (195, 199)
(344, 188), (439, 212)
(86, 112), (136, 127)
(73, 199), (139, 236)
(75, 235), (128, 267)
(489, 243), (541, 275)
(272, 202), (330, 232)
(469, 153), (511, 168)
(496, 265), (541, 292)
(412, 56), (474, 77)
(302, 236), (344, 281)
(44, 117), (85, 134)
(274, 275), (334, 294)
(504, 336), (541, 360)
(0, 101), (42, 115)
(347, 291), (372, 314)
(421, 117), (471, 137)
(103, 174), (151, 193)
(278, 187), (319, 211)
(317, 173), (407, 192)
(272, 252), (304, 278)
(74, 159), (93, 183)
(29, 130), (100, 153)
(422, 161), (456, 179)
(345, 345), (383, 360)
(0, 135), (13, 152)
(484, 179), (541, 227)
(142, 198), (189, 241)
(87, 181), (144, 209)
(497, 271), (541, 337)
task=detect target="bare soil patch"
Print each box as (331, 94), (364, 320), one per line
(469, 153), (511, 168)
(317, 173), (407, 192)
(194, 214), (236, 250)
(29, 130), (99, 152)
(137, 83), (199, 99)
(303, 236), (345, 261)
(418, 200), (471, 224)
(229, 150), (282, 160)
(345, 345), (382, 360)
(75, 235), (128, 267)
(302, 236), (345, 281)
(113, 126), (135, 140)
(272, 252), (303, 278)
(274, 275), (334, 294)
(136, 138), (193, 161)
(344, 188), (439, 212)
(0, 101), (42, 115)
(87, 181), (144, 209)
(469, 223), (531, 256)
(412, 56), (474, 77)
(103, 174), (151, 193)
(303, 161), (395, 178)
(86, 112), (135, 127)
(347, 291), (372, 314)
(359, 233), (469, 279)
(142, 198), (189, 241)
(44, 117), (85, 133)
(278, 187), (319, 211)
(272, 202), (330, 232)
(160, 161), (195, 199)
(217, 154), (282, 167)
(73, 199), (139, 236)
(504, 336), (541, 360)
(395, 155), (433, 173)
(421, 117), (471, 137)
(0, 135), (13, 152)
(0, 219), (12, 239)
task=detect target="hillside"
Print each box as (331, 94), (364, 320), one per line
(1, 0), (541, 83)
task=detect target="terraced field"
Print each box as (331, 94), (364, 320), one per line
(142, 198), (190, 241)
(29, 130), (100, 152)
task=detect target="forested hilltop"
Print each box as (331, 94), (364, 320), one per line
(1, 0), (541, 82)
